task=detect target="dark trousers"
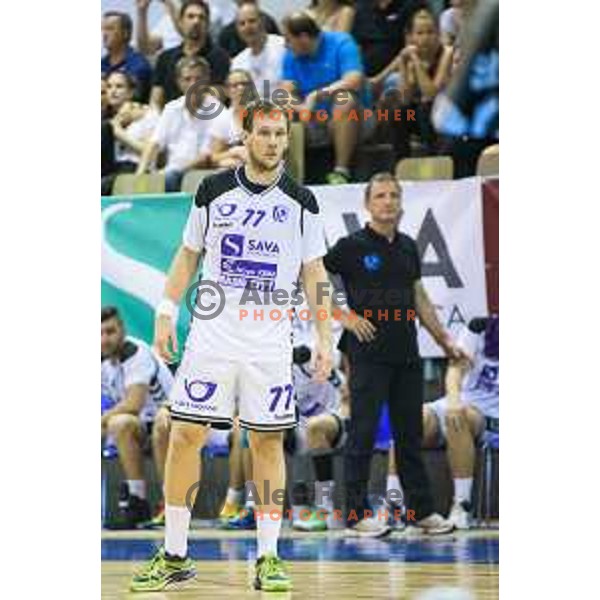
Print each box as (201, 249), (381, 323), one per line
(344, 358), (434, 522)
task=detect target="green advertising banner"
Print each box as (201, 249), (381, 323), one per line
(101, 193), (196, 358)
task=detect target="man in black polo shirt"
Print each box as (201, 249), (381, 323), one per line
(150, 0), (230, 109)
(323, 172), (467, 537)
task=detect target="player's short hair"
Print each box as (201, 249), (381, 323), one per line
(103, 11), (133, 42)
(364, 172), (402, 203)
(175, 55), (210, 80)
(283, 12), (321, 38)
(101, 306), (122, 323)
(180, 0), (210, 21)
(242, 100), (291, 133)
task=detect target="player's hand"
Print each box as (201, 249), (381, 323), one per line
(440, 336), (472, 364)
(154, 314), (178, 363)
(446, 401), (466, 433)
(344, 314), (377, 343)
(312, 344), (333, 384)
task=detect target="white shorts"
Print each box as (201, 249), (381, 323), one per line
(426, 395), (498, 440)
(169, 350), (296, 431)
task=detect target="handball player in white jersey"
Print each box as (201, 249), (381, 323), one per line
(130, 100), (333, 593)
(423, 316), (499, 529)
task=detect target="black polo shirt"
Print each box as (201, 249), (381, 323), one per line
(323, 224), (421, 365)
(153, 39), (230, 103)
(352, 0), (423, 76)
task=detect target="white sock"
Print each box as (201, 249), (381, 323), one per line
(386, 474), (402, 507)
(226, 487), (243, 506)
(454, 478), (473, 504)
(257, 513), (282, 558)
(165, 505), (191, 558)
(127, 480), (146, 499)
(315, 480), (335, 511)
(334, 166), (350, 176)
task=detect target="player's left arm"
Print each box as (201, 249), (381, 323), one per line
(301, 258), (333, 383)
(414, 279), (469, 361)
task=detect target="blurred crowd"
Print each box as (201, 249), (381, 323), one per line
(101, 0), (499, 193)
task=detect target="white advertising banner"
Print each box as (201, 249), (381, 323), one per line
(311, 177), (488, 357)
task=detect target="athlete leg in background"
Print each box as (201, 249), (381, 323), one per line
(107, 413), (151, 527)
(220, 422), (245, 519)
(147, 407), (171, 526)
(293, 415), (340, 531)
(443, 404), (485, 528)
(152, 407), (171, 484)
(308, 414), (339, 513)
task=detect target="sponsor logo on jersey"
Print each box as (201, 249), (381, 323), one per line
(273, 205), (290, 223)
(221, 234), (244, 257)
(248, 239), (280, 255)
(221, 235), (280, 258)
(184, 379), (218, 403)
(363, 253), (382, 272)
(217, 203), (237, 218)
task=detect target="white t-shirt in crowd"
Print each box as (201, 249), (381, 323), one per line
(206, 107), (244, 149)
(151, 96), (223, 171)
(115, 108), (159, 165)
(231, 35), (286, 100)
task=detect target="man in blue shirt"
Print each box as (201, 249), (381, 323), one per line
(102, 12), (153, 103)
(281, 12), (375, 184)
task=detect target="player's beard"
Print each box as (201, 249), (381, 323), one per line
(247, 147), (283, 176)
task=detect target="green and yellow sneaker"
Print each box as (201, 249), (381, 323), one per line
(130, 547), (197, 592)
(293, 509), (328, 532)
(254, 554), (292, 592)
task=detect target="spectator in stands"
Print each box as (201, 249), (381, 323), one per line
(351, 0), (422, 78)
(101, 77), (109, 119)
(422, 316), (499, 529)
(377, 8), (454, 160)
(206, 69), (252, 168)
(102, 11), (153, 102)
(136, 0), (183, 57)
(101, 306), (173, 529)
(101, 77), (115, 180)
(280, 12), (373, 184)
(439, 0), (465, 47)
(219, 0), (280, 58)
(138, 56), (221, 191)
(306, 0), (356, 32)
(230, 1), (285, 100)
(151, 0), (230, 109)
(102, 72), (160, 195)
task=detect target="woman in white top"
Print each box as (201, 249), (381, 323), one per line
(102, 72), (159, 194)
(206, 69), (253, 168)
(305, 0), (355, 33)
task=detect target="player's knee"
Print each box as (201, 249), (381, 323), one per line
(306, 418), (331, 450)
(466, 409), (484, 437)
(152, 410), (170, 443)
(249, 430), (284, 455)
(107, 413), (140, 437)
(169, 422), (208, 452)
(422, 409), (439, 446)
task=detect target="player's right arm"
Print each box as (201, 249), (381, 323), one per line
(155, 193), (208, 362)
